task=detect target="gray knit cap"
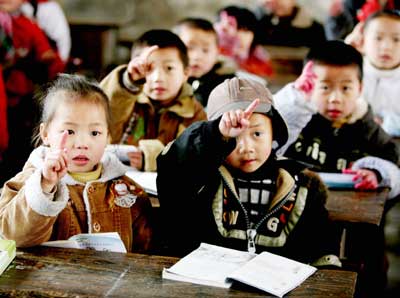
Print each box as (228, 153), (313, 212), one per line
(207, 77), (288, 149)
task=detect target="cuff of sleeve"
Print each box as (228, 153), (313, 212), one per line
(311, 254), (342, 268)
(25, 169), (69, 217)
(122, 70), (141, 93)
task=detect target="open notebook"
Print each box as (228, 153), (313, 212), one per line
(162, 243), (317, 298)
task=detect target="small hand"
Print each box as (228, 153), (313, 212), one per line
(294, 61), (317, 99)
(127, 150), (143, 171)
(41, 130), (69, 193)
(343, 168), (378, 190)
(127, 45), (158, 82)
(219, 98), (259, 138)
(344, 22), (364, 53)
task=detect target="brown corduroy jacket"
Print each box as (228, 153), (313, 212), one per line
(100, 65), (207, 171)
(0, 147), (153, 253)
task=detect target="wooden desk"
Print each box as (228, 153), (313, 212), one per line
(325, 189), (389, 226)
(0, 246), (357, 297)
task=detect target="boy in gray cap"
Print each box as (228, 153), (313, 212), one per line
(156, 77), (341, 268)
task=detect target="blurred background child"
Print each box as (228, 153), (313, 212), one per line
(100, 29), (206, 172)
(214, 5), (274, 78)
(0, 74), (153, 253)
(173, 17), (235, 108)
(346, 10), (400, 136)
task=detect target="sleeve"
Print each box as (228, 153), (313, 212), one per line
(0, 166), (69, 247)
(100, 65), (140, 143)
(273, 83), (317, 155)
(352, 156), (400, 199)
(130, 193), (154, 253)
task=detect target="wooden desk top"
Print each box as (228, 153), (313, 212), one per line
(0, 246), (357, 297)
(325, 188), (389, 225)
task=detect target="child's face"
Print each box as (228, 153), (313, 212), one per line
(364, 16), (400, 70)
(143, 47), (188, 102)
(178, 27), (219, 78)
(226, 113), (273, 173)
(40, 99), (109, 173)
(311, 63), (362, 124)
(0, 0), (24, 12)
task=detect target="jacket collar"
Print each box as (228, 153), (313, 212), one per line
(219, 165), (295, 211)
(28, 146), (130, 185)
(136, 83), (197, 118)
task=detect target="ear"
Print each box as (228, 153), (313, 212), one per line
(39, 123), (49, 146)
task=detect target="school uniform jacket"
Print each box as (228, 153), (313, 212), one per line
(274, 83), (400, 198)
(156, 119), (341, 266)
(0, 146), (153, 252)
(100, 65), (207, 171)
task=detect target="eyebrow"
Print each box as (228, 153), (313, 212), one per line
(62, 121), (105, 126)
(249, 123), (263, 128)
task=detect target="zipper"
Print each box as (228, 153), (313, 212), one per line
(221, 174), (296, 253)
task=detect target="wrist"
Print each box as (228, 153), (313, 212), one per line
(41, 175), (56, 194)
(123, 70), (141, 93)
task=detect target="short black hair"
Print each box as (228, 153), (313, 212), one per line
(131, 29), (189, 67)
(217, 6), (258, 33)
(305, 40), (363, 81)
(364, 9), (400, 30)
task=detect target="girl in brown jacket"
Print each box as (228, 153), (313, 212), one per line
(0, 74), (153, 252)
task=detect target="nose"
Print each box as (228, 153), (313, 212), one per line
(149, 67), (165, 82)
(190, 48), (202, 61)
(73, 133), (89, 150)
(237, 136), (254, 154)
(328, 90), (342, 104)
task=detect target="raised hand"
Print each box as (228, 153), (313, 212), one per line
(294, 61), (317, 99)
(127, 45), (158, 82)
(219, 98), (259, 139)
(343, 168), (378, 190)
(41, 130), (69, 193)
(344, 21), (365, 53)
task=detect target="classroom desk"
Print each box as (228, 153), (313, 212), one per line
(325, 188), (389, 226)
(0, 246), (357, 298)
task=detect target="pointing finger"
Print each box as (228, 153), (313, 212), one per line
(243, 98), (260, 119)
(58, 130), (68, 150)
(142, 45), (158, 61)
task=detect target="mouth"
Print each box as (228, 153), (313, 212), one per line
(327, 109), (342, 118)
(379, 55), (392, 61)
(72, 155), (90, 165)
(241, 159), (256, 166)
(152, 87), (167, 94)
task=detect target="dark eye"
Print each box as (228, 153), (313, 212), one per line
(67, 129), (74, 135)
(254, 131), (261, 137)
(91, 131), (100, 136)
(167, 66), (174, 71)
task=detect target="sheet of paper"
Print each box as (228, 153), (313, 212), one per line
(126, 170), (157, 195)
(227, 251), (317, 298)
(163, 243), (255, 288)
(41, 232), (127, 253)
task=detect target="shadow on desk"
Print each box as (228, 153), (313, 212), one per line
(0, 246), (357, 297)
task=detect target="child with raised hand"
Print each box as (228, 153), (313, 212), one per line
(275, 40), (400, 198)
(274, 40), (400, 296)
(157, 77), (341, 267)
(100, 29), (207, 172)
(173, 17), (235, 108)
(345, 10), (400, 136)
(0, 74), (153, 253)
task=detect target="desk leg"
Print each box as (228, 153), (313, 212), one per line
(340, 227), (347, 259)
